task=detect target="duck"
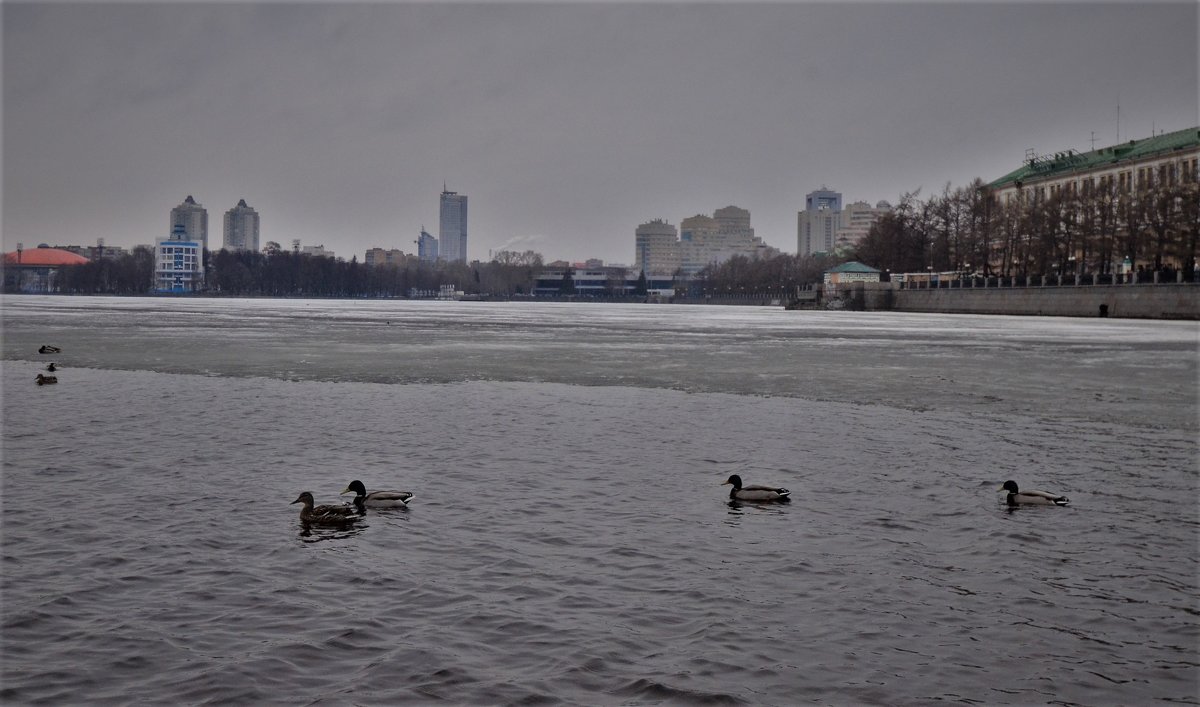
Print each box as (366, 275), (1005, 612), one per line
(722, 474), (791, 502)
(38, 345), (61, 354)
(341, 479), (414, 509)
(1000, 480), (1069, 507)
(46, 362), (57, 372)
(35, 374), (58, 385)
(291, 491), (362, 524)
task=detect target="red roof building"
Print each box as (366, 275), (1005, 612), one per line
(3, 247), (90, 267)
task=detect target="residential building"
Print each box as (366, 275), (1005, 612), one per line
(223, 199), (260, 252)
(301, 244), (335, 259)
(156, 223), (204, 292)
(365, 247), (408, 267)
(797, 187), (843, 256)
(634, 219), (681, 275)
(834, 201), (892, 252)
(439, 187), (468, 263)
(416, 229), (438, 263)
(170, 195), (209, 252)
(677, 206), (775, 275)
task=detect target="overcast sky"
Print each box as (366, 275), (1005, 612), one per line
(3, 2), (1196, 265)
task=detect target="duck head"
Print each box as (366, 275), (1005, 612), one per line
(291, 492), (315, 508)
(1000, 480), (1019, 493)
(722, 474), (743, 490)
(340, 480), (367, 496)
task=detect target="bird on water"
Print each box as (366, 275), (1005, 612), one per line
(291, 491), (361, 524)
(722, 474), (791, 502)
(35, 373), (58, 385)
(1000, 480), (1069, 507)
(341, 479), (414, 509)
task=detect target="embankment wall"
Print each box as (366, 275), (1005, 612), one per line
(890, 284), (1200, 319)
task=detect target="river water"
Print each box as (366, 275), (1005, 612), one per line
(2, 296), (1197, 705)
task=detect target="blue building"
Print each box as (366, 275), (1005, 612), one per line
(156, 224), (204, 292)
(416, 229), (439, 263)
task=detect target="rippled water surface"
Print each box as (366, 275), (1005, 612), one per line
(2, 296), (1197, 705)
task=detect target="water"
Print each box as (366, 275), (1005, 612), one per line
(2, 296), (1197, 705)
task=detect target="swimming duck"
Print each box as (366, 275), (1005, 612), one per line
(341, 479), (414, 509)
(38, 345), (61, 354)
(1000, 480), (1069, 507)
(723, 474), (791, 502)
(46, 362), (57, 372)
(35, 374), (58, 385)
(291, 491), (361, 524)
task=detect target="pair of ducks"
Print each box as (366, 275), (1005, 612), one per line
(291, 480), (414, 524)
(721, 475), (1069, 507)
(36, 360), (59, 385)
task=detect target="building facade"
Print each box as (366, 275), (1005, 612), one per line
(156, 224), (204, 292)
(365, 247), (407, 267)
(416, 229), (439, 263)
(170, 195), (209, 252)
(834, 200), (892, 252)
(797, 187), (844, 256)
(439, 188), (468, 263)
(223, 199), (260, 252)
(634, 219), (681, 275)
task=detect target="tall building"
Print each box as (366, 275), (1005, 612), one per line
(439, 187), (468, 263)
(797, 187), (843, 256)
(416, 229), (439, 263)
(156, 223), (204, 292)
(223, 199), (260, 252)
(674, 206), (774, 275)
(634, 219), (681, 275)
(170, 195), (209, 252)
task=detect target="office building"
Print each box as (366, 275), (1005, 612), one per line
(797, 187), (843, 256)
(634, 219), (681, 275)
(834, 201), (892, 252)
(439, 187), (468, 263)
(170, 195), (209, 252)
(416, 229), (439, 263)
(223, 199), (260, 253)
(156, 223), (204, 292)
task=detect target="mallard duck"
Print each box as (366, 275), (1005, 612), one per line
(291, 491), (361, 524)
(723, 474), (790, 502)
(1000, 480), (1069, 507)
(35, 374), (58, 385)
(38, 345), (61, 354)
(341, 479), (414, 508)
(46, 362), (57, 372)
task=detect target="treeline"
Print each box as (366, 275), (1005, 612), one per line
(52, 248), (545, 297)
(853, 177), (1200, 278)
(693, 253), (843, 295)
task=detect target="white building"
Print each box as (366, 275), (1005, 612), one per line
(223, 199), (260, 252)
(170, 195), (209, 252)
(797, 188), (843, 256)
(156, 224), (204, 292)
(634, 219), (681, 275)
(834, 201), (892, 252)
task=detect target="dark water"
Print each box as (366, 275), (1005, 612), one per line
(2, 296), (1197, 705)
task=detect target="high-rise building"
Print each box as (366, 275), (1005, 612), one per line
(835, 200), (892, 252)
(416, 229), (439, 263)
(439, 187), (468, 263)
(634, 219), (681, 275)
(156, 223), (204, 292)
(170, 195), (209, 252)
(675, 206), (774, 275)
(797, 187), (843, 256)
(223, 199), (260, 252)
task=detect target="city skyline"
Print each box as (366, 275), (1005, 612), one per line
(4, 2), (1196, 265)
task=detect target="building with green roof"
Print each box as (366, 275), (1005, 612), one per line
(987, 126), (1199, 206)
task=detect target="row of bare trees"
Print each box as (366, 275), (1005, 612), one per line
(43, 248), (546, 297)
(854, 177), (1200, 278)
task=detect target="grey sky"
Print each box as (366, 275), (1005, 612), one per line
(3, 2), (1196, 265)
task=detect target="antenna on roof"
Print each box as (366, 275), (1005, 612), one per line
(1090, 131), (1096, 151)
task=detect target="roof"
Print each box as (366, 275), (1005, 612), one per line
(2, 247), (90, 267)
(826, 261), (881, 274)
(987, 126), (1200, 189)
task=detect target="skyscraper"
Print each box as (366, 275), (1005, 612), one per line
(416, 229), (439, 263)
(170, 195), (208, 252)
(439, 186), (468, 263)
(223, 199), (260, 253)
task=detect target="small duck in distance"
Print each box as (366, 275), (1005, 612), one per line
(38, 345), (61, 354)
(35, 373), (57, 385)
(723, 474), (790, 502)
(1000, 480), (1069, 507)
(341, 479), (414, 509)
(291, 491), (361, 524)
(46, 362), (57, 372)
